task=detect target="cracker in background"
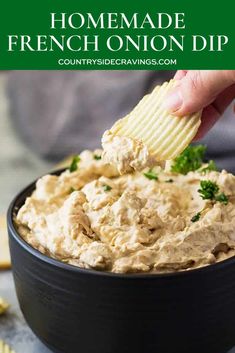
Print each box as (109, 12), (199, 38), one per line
(0, 216), (11, 269)
(0, 297), (9, 315)
(111, 79), (202, 161)
(0, 340), (15, 353)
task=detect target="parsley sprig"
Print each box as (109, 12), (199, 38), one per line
(200, 160), (217, 174)
(171, 145), (206, 175)
(191, 180), (228, 223)
(198, 180), (228, 205)
(198, 180), (219, 200)
(69, 155), (81, 172)
(144, 169), (158, 180)
(215, 193), (228, 204)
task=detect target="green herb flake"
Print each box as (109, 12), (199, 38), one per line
(69, 187), (76, 193)
(215, 193), (228, 205)
(191, 212), (201, 223)
(94, 154), (102, 160)
(200, 160), (217, 174)
(198, 180), (229, 205)
(165, 179), (174, 183)
(143, 169), (158, 181)
(103, 184), (112, 192)
(69, 155), (81, 173)
(171, 145), (206, 175)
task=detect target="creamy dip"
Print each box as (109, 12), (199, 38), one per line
(102, 130), (156, 174)
(16, 149), (235, 273)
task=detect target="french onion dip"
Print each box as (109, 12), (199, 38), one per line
(102, 130), (156, 174)
(16, 148), (235, 274)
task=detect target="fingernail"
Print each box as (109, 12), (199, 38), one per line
(163, 90), (183, 113)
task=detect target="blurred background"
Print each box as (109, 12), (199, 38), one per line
(0, 70), (235, 214)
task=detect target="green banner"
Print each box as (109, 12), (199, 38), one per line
(0, 0), (234, 69)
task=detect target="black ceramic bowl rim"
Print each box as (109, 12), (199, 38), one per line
(7, 168), (235, 280)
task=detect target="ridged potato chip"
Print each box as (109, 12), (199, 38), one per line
(0, 340), (15, 353)
(111, 80), (201, 161)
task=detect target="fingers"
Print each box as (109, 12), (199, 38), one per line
(193, 105), (220, 140)
(212, 83), (235, 116)
(174, 70), (187, 80)
(194, 84), (235, 140)
(164, 70), (235, 116)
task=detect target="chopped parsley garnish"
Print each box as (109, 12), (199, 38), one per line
(103, 184), (112, 192)
(198, 180), (219, 200)
(191, 212), (201, 223)
(171, 145), (206, 175)
(198, 180), (228, 205)
(165, 179), (174, 183)
(69, 155), (81, 172)
(94, 154), (102, 160)
(69, 187), (76, 193)
(144, 169), (158, 180)
(200, 160), (217, 174)
(215, 193), (228, 205)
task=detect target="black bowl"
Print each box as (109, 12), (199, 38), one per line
(7, 170), (235, 353)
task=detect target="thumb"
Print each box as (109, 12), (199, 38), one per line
(164, 70), (235, 116)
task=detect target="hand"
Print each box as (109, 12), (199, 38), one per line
(164, 70), (235, 139)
